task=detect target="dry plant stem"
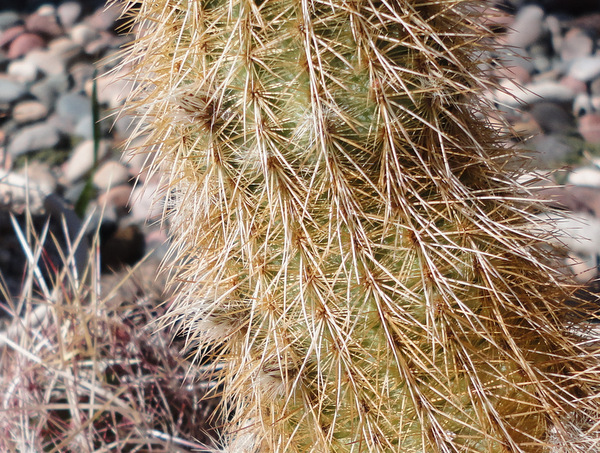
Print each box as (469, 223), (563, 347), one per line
(119, 0), (600, 451)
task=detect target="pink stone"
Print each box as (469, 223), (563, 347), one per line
(0, 25), (25, 49)
(579, 113), (600, 144)
(7, 33), (45, 59)
(25, 11), (63, 38)
(560, 75), (588, 95)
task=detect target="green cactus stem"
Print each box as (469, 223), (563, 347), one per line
(119, 0), (600, 451)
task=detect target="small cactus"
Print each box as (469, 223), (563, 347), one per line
(120, 0), (600, 451)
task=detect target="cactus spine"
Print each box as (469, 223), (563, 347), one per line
(121, 0), (600, 451)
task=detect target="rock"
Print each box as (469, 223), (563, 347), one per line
(568, 56), (600, 82)
(86, 3), (123, 32)
(0, 77), (26, 103)
(568, 167), (600, 187)
(566, 252), (597, 284)
(69, 62), (95, 92)
(7, 123), (61, 157)
(84, 31), (118, 56)
(74, 114), (94, 139)
(0, 12), (20, 31)
(90, 70), (133, 108)
(495, 79), (575, 107)
(97, 184), (133, 214)
(0, 25), (25, 49)
(7, 59), (39, 83)
(100, 224), (145, 271)
(130, 183), (163, 223)
(573, 93), (594, 117)
(69, 23), (98, 46)
(62, 139), (109, 183)
(559, 75), (587, 95)
(12, 100), (48, 124)
(528, 102), (575, 134)
(25, 8), (63, 38)
(560, 28), (594, 62)
(506, 5), (545, 49)
(30, 72), (71, 107)
(578, 113), (600, 144)
(24, 49), (66, 76)
(527, 133), (575, 166)
(55, 92), (92, 133)
(57, 2), (82, 29)
(93, 161), (130, 190)
(7, 33), (45, 59)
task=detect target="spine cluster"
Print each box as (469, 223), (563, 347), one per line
(121, 0), (600, 451)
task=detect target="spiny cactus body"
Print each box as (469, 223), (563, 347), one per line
(121, 0), (600, 451)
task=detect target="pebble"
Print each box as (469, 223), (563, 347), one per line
(7, 122), (61, 156)
(93, 160), (130, 190)
(528, 102), (575, 134)
(57, 2), (82, 30)
(29, 72), (71, 107)
(24, 48), (66, 76)
(0, 12), (20, 31)
(7, 32), (44, 59)
(568, 56), (600, 82)
(0, 77), (26, 103)
(505, 5), (545, 49)
(12, 100), (48, 124)
(7, 58), (39, 82)
(69, 23), (98, 46)
(568, 167), (600, 187)
(55, 92), (91, 133)
(560, 28), (594, 62)
(62, 139), (109, 183)
(86, 3), (123, 32)
(578, 113), (600, 144)
(0, 25), (25, 49)
(25, 9), (63, 38)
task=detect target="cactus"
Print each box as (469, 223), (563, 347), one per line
(120, 0), (600, 451)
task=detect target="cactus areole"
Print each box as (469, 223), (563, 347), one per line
(122, 0), (600, 451)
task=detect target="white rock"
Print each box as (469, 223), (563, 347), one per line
(506, 5), (545, 49)
(93, 160), (130, 190)
(62, 139), (109, 183)
(130, 183), (163, 223)
(69, 23), (99, 46)
(7, 59), (39, 83)
(567, 167), (600, 188)
(568, 56), (600, 83)
(494, 79), (575, 107)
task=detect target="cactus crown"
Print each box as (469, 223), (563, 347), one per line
(120, 0), (600, 451)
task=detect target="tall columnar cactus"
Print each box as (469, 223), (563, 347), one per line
(120, 0), (600, 451)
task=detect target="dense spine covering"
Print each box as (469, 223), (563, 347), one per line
(120, 0), (600, 451)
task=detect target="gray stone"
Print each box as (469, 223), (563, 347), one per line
(0, 12), (20, 31)
(7, 123), (61, 156)
(57, 2), (82, 29)
(12, 100), (49, 124)
(69, 62), (95, 92)
(527, 133), (574, 166)
(30, 72), (71, 107)
(528, 102), (575, 134)
(74, 114), (93, 139)
(0, 77), (27, 104)
(568, 57), (600, 83)
(56, 92), (91, 132)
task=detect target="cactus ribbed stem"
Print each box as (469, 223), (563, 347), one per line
(120, 1), (600, 451)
